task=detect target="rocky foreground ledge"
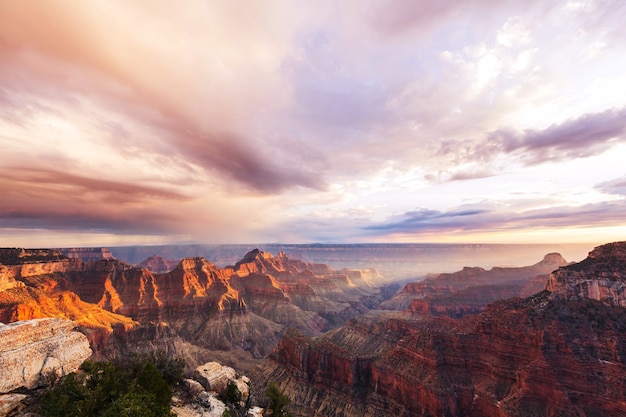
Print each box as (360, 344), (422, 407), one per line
(0, 318), (92, 394)
(0, 318), (92, 416)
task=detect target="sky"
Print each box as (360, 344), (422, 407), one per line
(0, 0), (625, 247)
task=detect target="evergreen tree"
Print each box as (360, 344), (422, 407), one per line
(266, 381), (291, 417)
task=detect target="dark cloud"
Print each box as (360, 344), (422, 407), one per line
(0, 65), (324, 196)
(514, 202), (626, 228)
(0, 168), (187, 202)
(0, 208), (174, 234)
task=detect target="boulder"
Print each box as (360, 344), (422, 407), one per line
(194, 362), (236, 393)
(0, 318), (92, 393)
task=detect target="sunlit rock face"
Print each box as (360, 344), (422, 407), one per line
(0, 247), (392, 367)
(253, 244), (626, 417)
(0, 265), (24, 292)
(0, 318), (92, 393)
(548, 242), (626, 306)
(64, 250), (390, 358)
(0, 253), (138, 350)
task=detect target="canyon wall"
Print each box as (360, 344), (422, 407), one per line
(253, 242), (626, 416)
(0, 247), (391, 367)
(547, 241), (626, 306)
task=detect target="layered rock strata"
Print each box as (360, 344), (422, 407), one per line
(59, 247), (114, 261)
(253, 242), (626, 416)
(547, 241), (626, 306)
(0, 318), (92, 393)
(0, 248), (390, 365)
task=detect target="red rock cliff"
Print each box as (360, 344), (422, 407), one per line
(254, 243), (626, 416)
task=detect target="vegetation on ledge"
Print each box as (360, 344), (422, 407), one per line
(39, 351), (184, 417)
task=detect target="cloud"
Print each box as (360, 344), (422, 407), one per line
(0, 164), (284, 241)
(496, 107), (626, 163)
(437, 107), (626, 176)
(172, 131), (326, 194)
(0, 1), (322, 195)
(364, 208), (490, 232)
(595, 177), (626, 196)
(0, 168), (187, 202)
(0, 167), (189, 233)
(365, 0), (529, 38)
(363, 200), (626, 237)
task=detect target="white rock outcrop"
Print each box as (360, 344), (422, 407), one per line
(171, 391), (226, 417)
(0, 318), (92, 393)
(194, 361), (237, 394)
(248, 406), (264, 417)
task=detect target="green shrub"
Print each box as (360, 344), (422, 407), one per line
(39, 353), (182, 417)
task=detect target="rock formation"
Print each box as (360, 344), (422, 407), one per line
(0, 247), (392, 369)
(252, 242), (626, 416)
(0, 265), (24, 292)
(547, 241), (626, 306)
(137, 254), (180, 273)
(0, 248), (67, 265)
(0, 318), (92, 393)
(381, 253), (568, 317)
(172, 361), (256, 417)
(194, 361), (249, 404)
(0, 393), (28, 417)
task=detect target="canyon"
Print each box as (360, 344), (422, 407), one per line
(0, 247), (392, 371)
(2, 242), (626, 416)
(104, 243), (591, 281)
(251, 242), (626, 416)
